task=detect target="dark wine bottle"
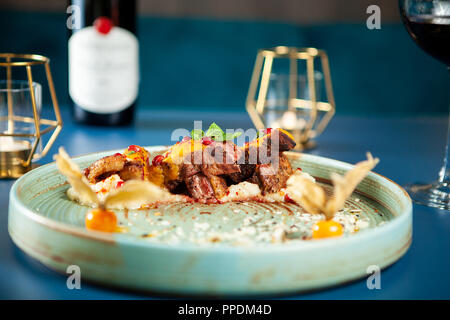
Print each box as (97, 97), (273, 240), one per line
(67, 0), (138, 126)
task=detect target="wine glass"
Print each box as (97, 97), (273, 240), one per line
(399, 0), (450, 209)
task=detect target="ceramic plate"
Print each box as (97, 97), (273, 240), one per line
(8, 147), (412, 295)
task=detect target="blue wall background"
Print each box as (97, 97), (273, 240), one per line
(0, 10), (448, 115)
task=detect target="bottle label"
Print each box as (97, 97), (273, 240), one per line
(69, 26), (139, 114)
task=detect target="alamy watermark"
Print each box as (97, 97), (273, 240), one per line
(366, 265), (381, 290)
(366, 5), (381, 30)
(66, 5), (81, 30)
(66, 265), (81, 290)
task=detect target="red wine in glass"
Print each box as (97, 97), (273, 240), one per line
(400, 0), (450, 210)
(401, 14), (450, 66)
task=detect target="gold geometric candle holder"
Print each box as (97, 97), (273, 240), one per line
(246, 46), (335, 150)
(0, 53), (62, 178)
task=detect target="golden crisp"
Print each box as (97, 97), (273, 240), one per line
(286, 153), (379, 219)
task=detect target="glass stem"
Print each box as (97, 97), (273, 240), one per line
(439, 105), (450, 184)
(438, 68), (450, 184)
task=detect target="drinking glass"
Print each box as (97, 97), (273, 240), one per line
(262, 72), (324, 150)
(399, 0), (450, 209)
(0, 80), (42, 177)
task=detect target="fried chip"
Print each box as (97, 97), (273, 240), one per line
(325, 153), (379, 218)
(286, 153), (379, 219)
(104, 180), (171, 209)
(286, 173), (326, 215)
(54, 147), (99, 206)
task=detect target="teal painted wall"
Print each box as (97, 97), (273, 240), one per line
(0, 10), (448, 115)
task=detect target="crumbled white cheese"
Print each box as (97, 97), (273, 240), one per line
(219, 182), (261, 202)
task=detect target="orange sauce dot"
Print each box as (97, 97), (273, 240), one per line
(85, 209), (117, 233)
(312, 220), (343, 239)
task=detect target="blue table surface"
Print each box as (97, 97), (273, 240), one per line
(1, 106), (449, 300)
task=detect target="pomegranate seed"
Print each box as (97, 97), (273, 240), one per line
(152, 155), (164, 166)
(284, 194), (296, 203)
(116, 181), (124, 188)
(264, 128), (272, 134)
(94, 17), (113, 35)
(113, 153), (122, 157)
(201, 137), (213, 145)
(128, 145), (141, 152)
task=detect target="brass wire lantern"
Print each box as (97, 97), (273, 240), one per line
(246, 46), (335, 150)
(0, 53), (62, 178)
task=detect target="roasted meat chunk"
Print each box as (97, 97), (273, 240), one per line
(228, 162), (256, 183)
(84, 153), (126, 183)
(229, 129), (295, 182)
(246, 128), (296, 164)
(119, 162), (145, 181)
(251, 154), (293, 194)
(208, 175), (228, 198)
(185, 173), (215, 200)
(179, 150), (202, 180)
(201, 141), (242, 177)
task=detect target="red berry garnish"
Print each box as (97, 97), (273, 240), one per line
(284, 194), (296, 204)
(116, 181), (124, 188)
(152, 155), (164, 166)
(201, 137), (213, 145)
(264, 128), (272, 134)
(128, 145), (141, 152)
(113, 152), (122, 157)
(94, 17), (113, 35)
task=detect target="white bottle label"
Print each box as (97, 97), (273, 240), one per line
(69, 26), (139, 114)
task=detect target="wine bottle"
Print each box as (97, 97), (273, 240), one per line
(67, 0), (138, 126)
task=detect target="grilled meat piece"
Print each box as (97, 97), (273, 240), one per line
(201, 141), (241, 177)
(246, 128), (296, 164)
(185, 173), (215, 200)
(119, 162), (145, 181)
(84, 153), (126, 183)
(179, 150), (202, 180)
(246, 172), (260, 185)
(177, 145), (238, 199)
(251, 153), (293, 194)
(229, 129), (295, 182)
(208, 175), (228, 198)
(179, 163), (201, 180)
(228, 162), (256, 183)
(165, 179), (186, 194)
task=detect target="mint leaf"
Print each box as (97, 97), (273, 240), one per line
(205, 122), (225, 141)
(224, 131), (243, 141)
(255, 129), (266, 138)
(202, 123), (243, 141)
(190, 129), (204, 140)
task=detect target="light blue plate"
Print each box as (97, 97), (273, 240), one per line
(8, 147), (412, 295)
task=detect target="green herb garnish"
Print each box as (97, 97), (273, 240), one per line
(190, 129), (205, 140)
(190, 122), (242, 142)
